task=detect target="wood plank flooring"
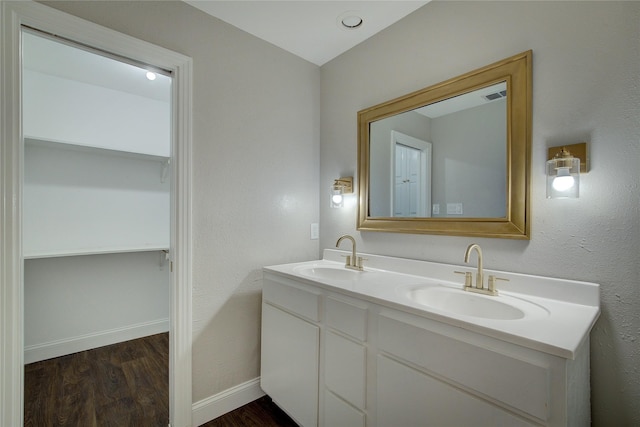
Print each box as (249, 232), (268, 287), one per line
(24, 333), (169, 427)
(25, 332), (297, 426)
(199, 396), (298, 427)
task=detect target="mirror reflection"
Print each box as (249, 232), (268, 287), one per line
(369, 82), (507, 218)
(357, 50), (532, 239)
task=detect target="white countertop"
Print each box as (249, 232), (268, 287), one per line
(264, 249), (601, 359)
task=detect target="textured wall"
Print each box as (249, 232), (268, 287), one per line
(32, 1), (640, 424)
(40, 0), (321, 402)
(320, 1), (639, 425)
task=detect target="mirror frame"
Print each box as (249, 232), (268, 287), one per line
(357, 50), (532, 239)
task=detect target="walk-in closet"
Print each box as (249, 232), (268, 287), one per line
(22, 29), (172, 424)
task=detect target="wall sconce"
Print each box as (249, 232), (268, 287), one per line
(331, 177), (354, 208)
(546, 142), (588, 199)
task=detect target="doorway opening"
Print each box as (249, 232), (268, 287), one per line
(0, 3), (193, 426)
(22, 28), (172, 425)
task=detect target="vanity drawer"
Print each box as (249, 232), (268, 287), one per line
(376, 354), (535, 427)
(263, 276), (320, 322)
(377, 313), (551, 421)
(324, 330), (366, 409)
(325, 295), (367, 341)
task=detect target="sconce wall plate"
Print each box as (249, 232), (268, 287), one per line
(547, 142), (588, 173)
(334, 177), (354, 194)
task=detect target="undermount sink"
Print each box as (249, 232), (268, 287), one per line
(402, 285), (550, 320)
(293, 265), (365, 281)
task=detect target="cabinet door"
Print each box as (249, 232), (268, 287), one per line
(261, 303), (319, 427)
(376, 355), (536, 427)
(324, 390), (365, 427)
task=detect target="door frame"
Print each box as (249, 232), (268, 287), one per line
(0, 2), (193, 426)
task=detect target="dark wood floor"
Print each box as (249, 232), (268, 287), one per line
(200, 396), (298, 427)
(24, 333), (169, 427)
(25, 332), (296, 427)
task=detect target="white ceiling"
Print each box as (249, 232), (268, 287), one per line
(184, 1), (430, 66)
(22, 1), (432, 104)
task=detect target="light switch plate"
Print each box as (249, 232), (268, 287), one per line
(310, 223), (319, 240)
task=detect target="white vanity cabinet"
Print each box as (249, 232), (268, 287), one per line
(375, 309), (590, 426)
(322, 296), (368, 427)
(261, 260), (596, 427)
(261, 275), (370, 427)
(376, 355), (533, 427)
(261, 276), (321, 427)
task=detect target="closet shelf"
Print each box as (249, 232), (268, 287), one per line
(25, 136), (170, 162)
(24, 246), (170, 260)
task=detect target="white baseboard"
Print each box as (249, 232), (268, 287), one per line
(24, 318), (170, 364)
(192, 377), (265, 427)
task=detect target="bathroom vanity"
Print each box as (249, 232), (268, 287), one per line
(260, 250), (600, 427)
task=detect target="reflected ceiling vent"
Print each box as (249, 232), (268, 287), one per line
(483, 90), (507, 101)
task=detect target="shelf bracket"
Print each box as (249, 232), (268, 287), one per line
(161, 158), (171, 183)
(160, 250), (170, 269)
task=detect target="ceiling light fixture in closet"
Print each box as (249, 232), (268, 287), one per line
(338, 11), (363, 30)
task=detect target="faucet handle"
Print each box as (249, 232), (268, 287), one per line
(454, 271), (473, 288)
(356, 256), (367, 269)
(488, 275), (509, 293)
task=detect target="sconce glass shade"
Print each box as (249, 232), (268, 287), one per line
(330, 177), (353, 208)
(546, 155), (580, 198)
(330, 185), (344, 208)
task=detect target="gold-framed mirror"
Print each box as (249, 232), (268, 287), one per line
(357, 50), (532, 239)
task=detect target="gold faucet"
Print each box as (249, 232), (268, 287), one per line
(464, 243), (484, 290)
(336, 234), (364, 271)
(461, 243), (508, 296)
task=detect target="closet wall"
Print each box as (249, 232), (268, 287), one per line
(23, 32), (171, 364)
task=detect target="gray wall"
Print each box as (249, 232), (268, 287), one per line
(431, 100), (507, 217)
(320, 1), (639, 425)
(34, 1), (640, 425)
(40, 0), (321, 402)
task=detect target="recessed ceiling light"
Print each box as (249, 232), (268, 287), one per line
(337, 11), (364, 30)
(145, 71), (157, 81)
(341, 15), (363, 29)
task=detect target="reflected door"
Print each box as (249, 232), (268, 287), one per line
(391, 131), (431, 217)
(394, 144), (421, 216)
